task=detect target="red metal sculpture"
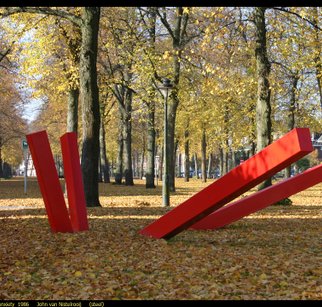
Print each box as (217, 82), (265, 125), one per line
(26, 130), (89, 233)
(60, 132), (89, 232)
(26, 131), (73, 233)
(140, 128), (313, 240)
(191, 163), (322, 230)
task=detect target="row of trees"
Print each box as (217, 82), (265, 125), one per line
(0, 7), (321, 207)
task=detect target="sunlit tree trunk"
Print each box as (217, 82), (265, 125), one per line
(146, 100), (155, 188)
(0, 144), (3, 178)
(114, 121), (123, 184)
(312, 7), (322, 109)
(145, 7), (157, 189)
(184, 128), (190, 182)
(80, 7), (101, 206)
(194, 153), (198, 178)
(285, 74), (298, 178)
(207, 153), (213, 178)
(99, 115), (110, 183)
(254, 7), (272, 190)
(122, 89), (134, 186)
(67, 88), (79, 134)
(201, 128), (207, 183)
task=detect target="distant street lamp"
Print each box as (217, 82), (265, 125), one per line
(159, 78), (173, 207)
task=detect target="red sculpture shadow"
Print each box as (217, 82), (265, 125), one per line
(191, 163), (322, 230)
(140, 128), (313, 240)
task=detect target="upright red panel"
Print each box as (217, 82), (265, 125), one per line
(26, 131), (73, 233)
(60, 132), (89, 232)
(192, 163), (322, 230)
(140, 128), (313, 240)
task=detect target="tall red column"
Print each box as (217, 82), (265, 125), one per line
(26, 131), (73, 233)
(60, 132), (89, 231)
(140, 128), (313, 240)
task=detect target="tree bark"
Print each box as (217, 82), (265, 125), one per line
(140, 150), (145, 179)
(122, 89), (134, 186)
(194, 153), (198, 178)
(145, 7), (157, 189)
(99, 115), (110, 183)
(177, 152), (182, 177)
(223, 147), (229, 175)
(201, 128), (207, 182)
(146, 101), (155, 188)
(167, 98), (178, 191)
(254, 7), (272, 190)
(114, 119), (123, 184)
(219, 147), (223, 177)
(285, 74), (298, 178)
(184, 128), (190, 182)
(157, 7), (188, 193)
(0, 145), (3, 178)
(80, 7), (101, 207)
(67, 88), (79, 134)
(207, 153), (213, 179)
(231, 150), (237, 169)
(312, 7), (322, 109)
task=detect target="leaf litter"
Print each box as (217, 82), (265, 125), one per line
(0, 178), (321, 300)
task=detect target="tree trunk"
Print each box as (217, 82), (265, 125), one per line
(145, 7), (157, 188)
(167, 98), (178, 191)
(312, 7), (322, 109)
(231, 150), (237, 169)
(254, 7), (272, 190)
(201, 128), (207, 183)
(145, 100), (155, 187)
(140, 150), (145, 179)
(80, 7), (101, 207)
(222, 147), (229, 175)
(184, 128), (190, 182)
(285, 74), (299, 178)
(0, 145), (3, 178)
(114, 121), (123, 184)
(64, 87), (79, 195)
(160, 146), (163, 181)
(67, 88), (79, 134)
(99, 115), (110, 183)
(174, 139), (179, 177)
(122, 89), (134, 186)
(177, 152), (182, 177)
(219, 147), (223, 177)
(207, 153), (213, 179)
(194, 153), (198, 178)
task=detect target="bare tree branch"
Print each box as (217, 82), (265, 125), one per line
(0, 7), (82, 27)
(272, 7), (322, 31)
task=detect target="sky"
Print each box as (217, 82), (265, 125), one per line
(21, 98), (44, 123)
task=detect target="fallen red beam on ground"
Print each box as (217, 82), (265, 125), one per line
(26, 131), (73, 233)
(191, 163), (322, 230)
(60, 132), (89, 232)
(140, 128), (313, 240)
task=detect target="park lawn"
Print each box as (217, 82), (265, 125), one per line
(0, 177), (321, 300)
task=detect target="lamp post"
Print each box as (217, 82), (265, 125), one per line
(159, 78), (173, 207)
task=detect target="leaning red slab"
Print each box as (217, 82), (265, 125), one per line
(26, 131), (73, 233)
(191, 163), (322, 230)
(140, 128), (313, 240)
(61, 132), (89, 232)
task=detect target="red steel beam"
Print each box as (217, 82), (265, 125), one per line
(26, 131), (73, 233)
(191, 163), (322, 230)
(60, 132), (89, 232)
(140, 128), (313, 240)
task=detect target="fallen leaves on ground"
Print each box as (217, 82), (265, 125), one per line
(0, 177), (321, 300)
